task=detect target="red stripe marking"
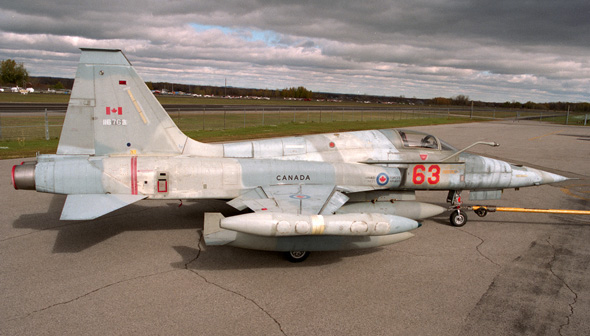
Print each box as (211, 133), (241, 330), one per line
(11, 165), (17, 190)
(131, 156), (138, 195)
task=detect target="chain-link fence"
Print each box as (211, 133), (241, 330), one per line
(0, 109), (65, 141)
(0, 106), (587, 141)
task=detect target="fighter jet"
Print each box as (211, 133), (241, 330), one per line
(11, 49), (567, 262)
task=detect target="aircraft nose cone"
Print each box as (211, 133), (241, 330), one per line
(538, 171), (569, 185)
(508, 166), (569, 188)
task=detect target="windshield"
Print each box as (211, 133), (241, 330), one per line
(397, 130), (440, 149)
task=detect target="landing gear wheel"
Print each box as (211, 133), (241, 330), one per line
(450, 210), (468, 227)
(284, 251), (310, 263)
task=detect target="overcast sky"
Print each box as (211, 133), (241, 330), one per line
(1, 1), (589, 102)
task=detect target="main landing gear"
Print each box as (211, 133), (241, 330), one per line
(284, 251), (310, 263)
(447, 190), (468, 227)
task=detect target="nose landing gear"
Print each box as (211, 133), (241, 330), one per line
(447, 190), (467, 227)
(449, 209), (468, 227)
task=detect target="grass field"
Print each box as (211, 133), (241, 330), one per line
(0, 116), (472, 159)
(0, 92), (71, 103)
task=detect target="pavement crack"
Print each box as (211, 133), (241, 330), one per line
(546, 237), (578, 336)
(7, 269), (175, 322)
(184, 232), (286, 336)
(456, 228), (500, 267)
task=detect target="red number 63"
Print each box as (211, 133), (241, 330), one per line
(412, 164), (440, 185)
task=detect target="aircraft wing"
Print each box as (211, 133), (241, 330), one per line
(228, 185), (350, 215)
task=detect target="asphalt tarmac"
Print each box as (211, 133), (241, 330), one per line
(1, 120), (589, 335)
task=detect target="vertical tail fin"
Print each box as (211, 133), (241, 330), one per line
(57, 48), (189, 155)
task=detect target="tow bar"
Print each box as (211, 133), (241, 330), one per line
(469, 205), (590, 217)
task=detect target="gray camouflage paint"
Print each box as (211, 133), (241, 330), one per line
(12, 49), (568, 253)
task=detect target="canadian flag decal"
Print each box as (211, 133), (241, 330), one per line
(106, 107), (123, 115)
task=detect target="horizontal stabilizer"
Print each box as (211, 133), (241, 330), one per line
(60, 194), (146, 220)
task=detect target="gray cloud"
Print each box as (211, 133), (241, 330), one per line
(1, 0), (589, 102)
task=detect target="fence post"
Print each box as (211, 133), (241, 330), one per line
(566, 106), (570, 125)
(262, 107), (265, 126)
(45, 108), (50, 140)
(585, 114), (588, 126)
(0, 113), (2, 139)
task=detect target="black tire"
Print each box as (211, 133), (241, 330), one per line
(450, 210), (468, 227)
(284, 251), (310, 263)
(474, 207), (488, 217)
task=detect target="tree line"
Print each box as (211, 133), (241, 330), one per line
(429, 94), (590, 112)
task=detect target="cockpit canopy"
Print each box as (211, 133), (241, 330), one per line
(383, 129), (456, 151)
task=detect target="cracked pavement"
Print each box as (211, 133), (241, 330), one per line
(547, 237), (578, 336)
(183, 236), (287, 335)
(2, 121), (589, 335)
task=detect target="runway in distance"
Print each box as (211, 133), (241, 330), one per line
(11, 49), (568, 262)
